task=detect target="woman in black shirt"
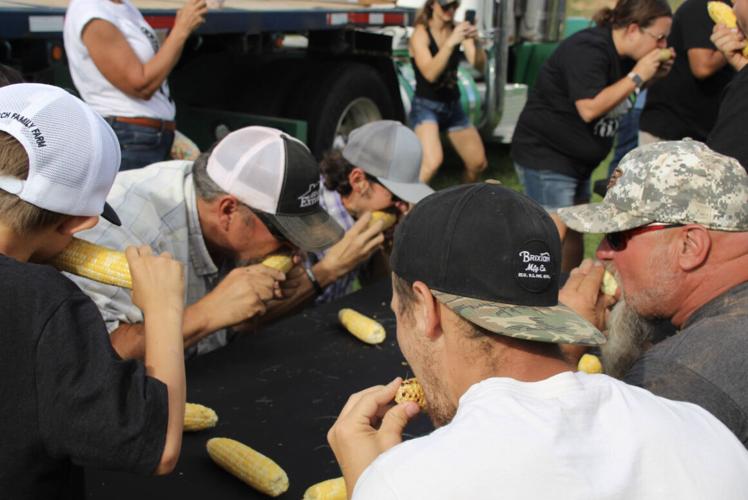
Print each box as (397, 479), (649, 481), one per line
(511, 0), (673, 271)
(409, 0), (487, 183)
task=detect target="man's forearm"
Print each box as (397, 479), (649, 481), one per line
(110, 302), (216, 360)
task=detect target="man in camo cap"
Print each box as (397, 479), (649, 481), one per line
(326, 183), (748, 499)
(558, 139), (748, 447)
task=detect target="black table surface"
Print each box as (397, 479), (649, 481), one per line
(86, 277), (433, 499)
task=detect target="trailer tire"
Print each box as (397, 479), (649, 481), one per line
(305, 63), (396, 158)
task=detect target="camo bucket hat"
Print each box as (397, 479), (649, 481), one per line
(558, 139), (748, 234)
(390, 183), (605, 346)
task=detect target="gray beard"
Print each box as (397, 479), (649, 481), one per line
(600, 299), (660, 379)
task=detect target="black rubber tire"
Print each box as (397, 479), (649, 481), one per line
(303, 62), (396, 158)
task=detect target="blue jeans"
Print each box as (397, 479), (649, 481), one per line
(514, 163), (590, 211)
(106, 119), (175, 171)
(609, 90), (647, 176)
(409, 95), (470, 132)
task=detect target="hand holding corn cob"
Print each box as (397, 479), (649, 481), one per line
(708, 2), (748, 58)
(207, 438), (289, 497)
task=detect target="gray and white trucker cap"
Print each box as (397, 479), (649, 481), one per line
(343, 120), (434, 204)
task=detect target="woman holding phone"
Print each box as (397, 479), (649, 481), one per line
(409, 0), (487, 183)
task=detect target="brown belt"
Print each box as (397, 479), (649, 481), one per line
(108, 116), (176, 131)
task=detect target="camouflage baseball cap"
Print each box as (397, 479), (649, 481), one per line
(558, 139), (748, 234)
(390, 183), (605, 346)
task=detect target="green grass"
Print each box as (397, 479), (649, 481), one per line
(430, 139), (607, 259)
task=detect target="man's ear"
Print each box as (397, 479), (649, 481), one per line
(626, 23), (640, 37)
(677, 225), (711, 272)
(56, 215), (98, 236)
(216, 195), (242, 231)
(348, 168), (370, 194)
(412, 281), (443, 341)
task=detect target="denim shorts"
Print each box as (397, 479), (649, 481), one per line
(106, 119), (175, 171)
(514, 163), (591, 211)
(409, 95), (470, 132)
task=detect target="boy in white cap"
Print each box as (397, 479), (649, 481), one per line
(315, 120), (434, 302)
(0, 84), (186, 497)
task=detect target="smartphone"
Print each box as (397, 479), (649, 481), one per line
(465, 9), (476, 24)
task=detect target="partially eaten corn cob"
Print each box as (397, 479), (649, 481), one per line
(303, 477), (346, 500)
(600, 270), (619, 297)
(51, 238), (132, 288)
(658, 48), (673, 61)
(369, 211), (397, 231)
(184, 402), (218, 431)
(261, 254), (293, 273)
(578, 354), (604, 374)
(395, 378), (426, 410)
(206, 437), (289, 497)
(708, 2), (748, 56)
(338, 308), (386, 344)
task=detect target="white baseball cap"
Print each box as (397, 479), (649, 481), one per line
(207, 126), (343, 252)
(0, 83), (121, 225)
(343, 120), (433, 204)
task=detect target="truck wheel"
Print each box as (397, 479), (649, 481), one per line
(306, 63), (396, 157)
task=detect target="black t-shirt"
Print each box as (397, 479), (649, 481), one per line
(640, 0), (734, 141)
(511, 26), (634, 180)
(0, 255), (168, 499)
(708, 65), (748, 170)
(412, 27), (461, 102)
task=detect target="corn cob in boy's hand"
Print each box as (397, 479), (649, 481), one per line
(707, 2), (748, 56)
(51, 238), (132, 288)
(395, 378), (427, 410)
(369, 211), (397, 231)
(261, 254), (293, 273)
(206, 437), (289, 497)
(303, 477), (347, 500)
(338, 308), (386, 344)
(183, 403), (218, 431)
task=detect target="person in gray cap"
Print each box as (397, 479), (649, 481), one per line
(314, 120), (434, 303)
(558, 139), (748, 446)
(327, 183), (748, 499)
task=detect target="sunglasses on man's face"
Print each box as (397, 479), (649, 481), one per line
(605, 224), (683, 251)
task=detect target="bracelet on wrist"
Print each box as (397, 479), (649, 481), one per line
(305, 266), (324, 296)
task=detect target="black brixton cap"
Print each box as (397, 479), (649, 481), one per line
(390, 183), (604, 345)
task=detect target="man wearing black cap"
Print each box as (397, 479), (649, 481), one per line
(71, 126), (372, 360)
(327, 184), (748, 499)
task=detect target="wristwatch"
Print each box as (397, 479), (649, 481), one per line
(627, 72), (643, 91)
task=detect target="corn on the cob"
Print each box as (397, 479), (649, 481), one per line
(658, 48), (673, 62)
(303, 477), (347, 500)
(184, 402), (218, 431)
(338, 308), (386, 344)
(206, 437), (289, 497)
(261, 254), (293, 273)
(600, 270), (619, 297)
(369, 211), (397, 231)
(395, 378), (426, 409)
(707, 2), (748, 56)
(708, 1), (737, 28)
(578, 354), (604, 374)
(51, 238), (132, 288)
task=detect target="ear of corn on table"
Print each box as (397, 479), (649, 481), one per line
(183, 403), (218, 431)
(338, 308), (386, 344)
(303, 477), (347, 500)
(206, 437), (289, 497)
(51, 238), (132, 288)
(708, 2), (748, 56)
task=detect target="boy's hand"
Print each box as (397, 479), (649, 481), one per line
(126, 245), (185, 316)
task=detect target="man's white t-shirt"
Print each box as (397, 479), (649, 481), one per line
(63, 0), (176, 120)
(354, 372), (748, 499)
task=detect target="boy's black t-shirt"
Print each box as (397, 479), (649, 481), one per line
(708, 65), (748, 171)
(0, 255), (168, 499)
(511, 26), (634, 180)
(640, 0), (734, 141)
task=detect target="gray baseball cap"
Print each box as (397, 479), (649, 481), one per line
(559, 139), (748, 234)
(342, 120), (434, 204)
